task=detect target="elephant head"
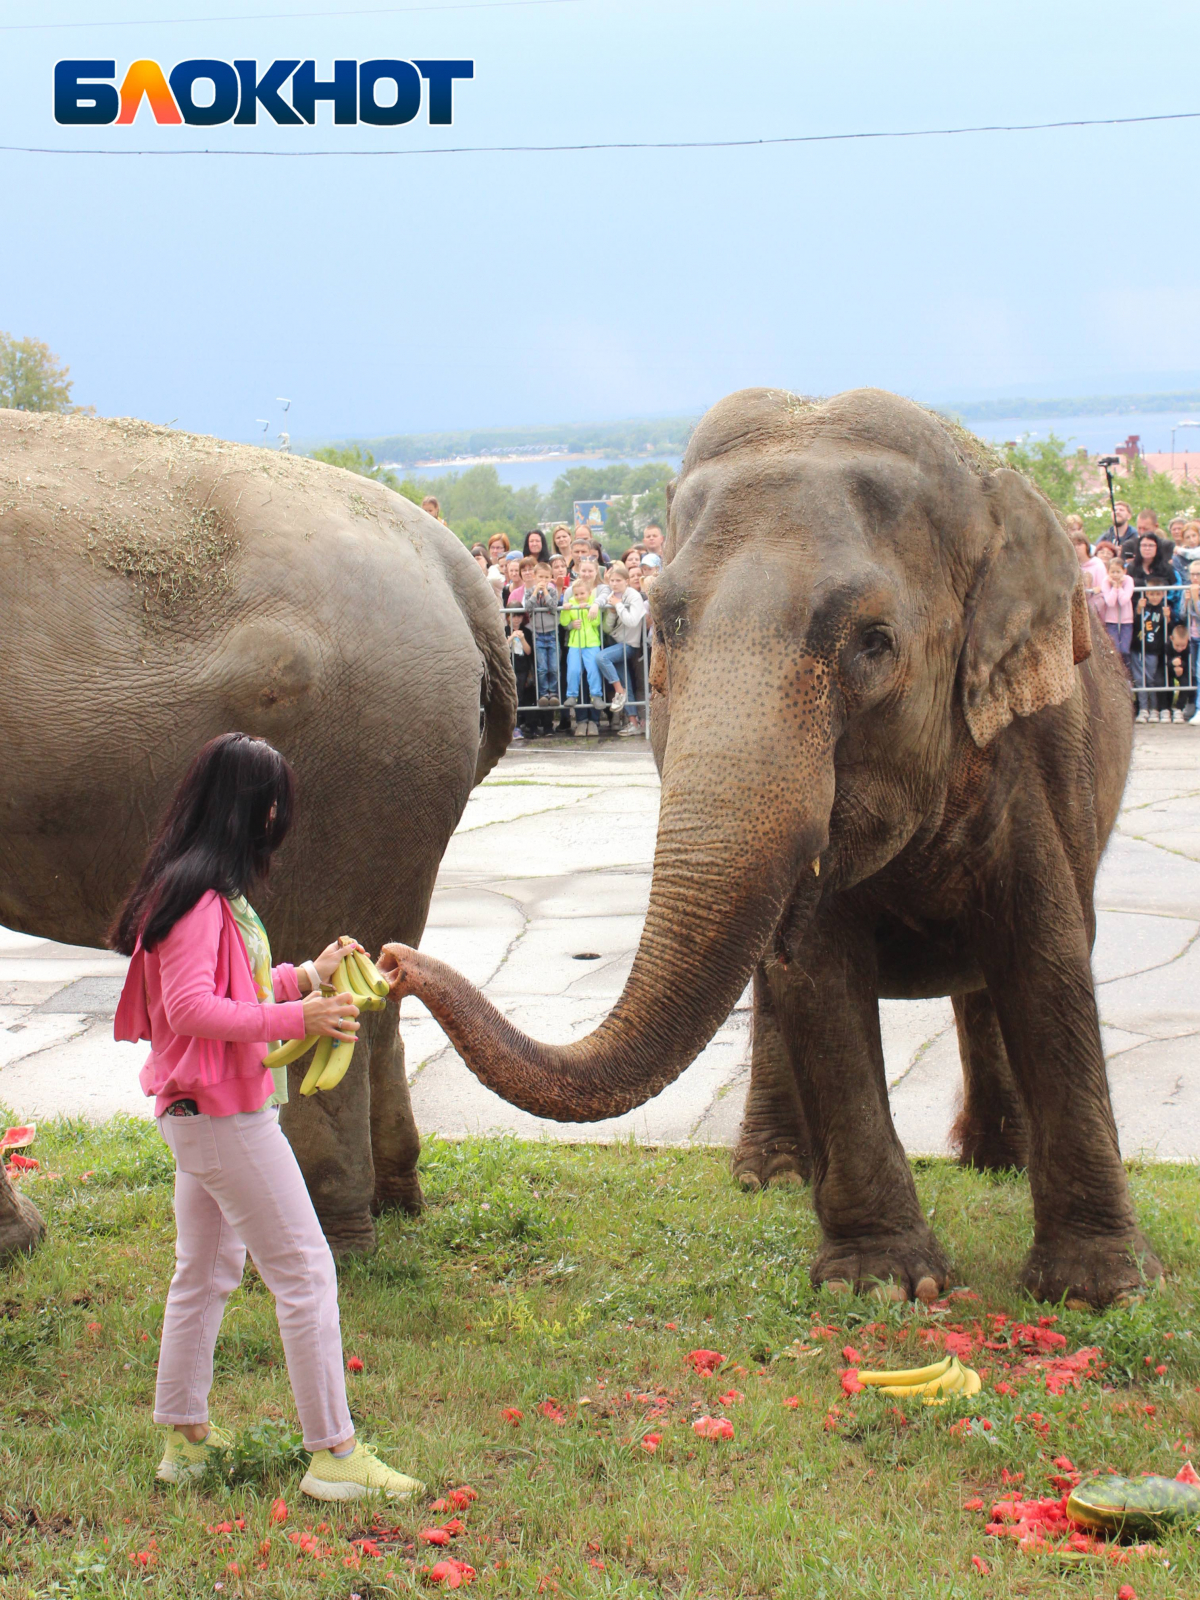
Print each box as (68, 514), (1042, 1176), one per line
(382, 388), (1090, 1120)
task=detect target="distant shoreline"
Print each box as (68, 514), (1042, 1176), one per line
(382, 448), (670, 472)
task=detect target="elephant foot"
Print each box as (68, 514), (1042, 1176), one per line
(318, 1208), (377, 1260)
(372, 1170), (425, 1217)
(812, 1228), (952, 1303)
(731, 1139), (811, 1192)
(0, 1181), (46, 1265)
(1020, 1231), (1164, 1309)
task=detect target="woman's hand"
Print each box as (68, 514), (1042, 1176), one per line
(307, 938), (364, 989)
(302, 989), (361, 1041)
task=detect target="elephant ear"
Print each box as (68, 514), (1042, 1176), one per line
(959, 469), (1092, 749)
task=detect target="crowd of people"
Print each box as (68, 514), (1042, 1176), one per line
(1071, 503), (1200, 724)
(467, 520), (666, 740)
(425, 491), (1200, 735)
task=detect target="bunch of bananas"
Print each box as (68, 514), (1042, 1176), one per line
(263, 938), (391, 1095)
(856, 1353), (982, 1404)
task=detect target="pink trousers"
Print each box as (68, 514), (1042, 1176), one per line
(154, 1106), (353, 1452)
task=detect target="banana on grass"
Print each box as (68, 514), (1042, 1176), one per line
(857, 1353), (982, 1404)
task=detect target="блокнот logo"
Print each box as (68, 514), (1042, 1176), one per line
(54, 59), (473, 126)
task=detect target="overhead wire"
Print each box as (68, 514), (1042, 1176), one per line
(1, 108), (1197, 156)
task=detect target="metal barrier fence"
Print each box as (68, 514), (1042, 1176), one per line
(486, 576), (1200, 740)
(500, 599), (653, 740)
(1087, 578), (1199, 723)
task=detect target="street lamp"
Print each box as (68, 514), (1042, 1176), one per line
(1171, 419), (1200, 468)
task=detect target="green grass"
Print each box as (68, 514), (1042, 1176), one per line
(2, 1120), (1200, 1598)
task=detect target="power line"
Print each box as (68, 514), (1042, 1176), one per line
(0, 0), (578, 29)
(1, 108), (1197, 156)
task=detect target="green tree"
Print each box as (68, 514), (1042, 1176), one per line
(392, 464), (541, 546)
(0, 332), (81, 412)
(996, 431), (1200, 530)
(1096, 453), (1200, 529)
(309, 443), (410, 494)
(1001, 432), (1093, 517)
(540, 462), (674, 524)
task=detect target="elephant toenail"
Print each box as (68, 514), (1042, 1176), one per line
(872, 1283), (907, 1302)
(1065, 1297), (1088, 1311)
(914, 1276), (939, 1302)
(824, 1278), (852, 1295)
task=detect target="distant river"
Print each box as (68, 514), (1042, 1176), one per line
(426, 453), (683, 494)
(960, 412), (1200, 460)
(419, 413), (1200, 494)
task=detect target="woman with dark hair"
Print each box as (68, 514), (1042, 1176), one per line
(1126, 533), (1183, 621)
(522, 528), (548, 562)
(112, 732), (423, 1503)
(470, 543), (489, 575)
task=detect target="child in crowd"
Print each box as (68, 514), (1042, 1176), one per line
(504, 558), (536, 740)
(527, 562), (562, 719)
(1071, 531), (1108, 617)
(1166, 621), (1196, 724)
(1132, 585), (1169, 722)
(559, 559), (605, 738)
(598, 562), (647, 735)
(1099, 557), (1134, 674)
(1184, 558), (1200, 698)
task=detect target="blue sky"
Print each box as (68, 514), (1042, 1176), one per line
(1, 0), (1198, 442)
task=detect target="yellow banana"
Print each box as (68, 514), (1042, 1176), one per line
(858, 1353), (953, 1388)
(960, 1366), (982, 1397)
(299, 1037), (334, 1096)
(351, 950), (391, 1000)
(879, 1360), (967, 1400)
(263, 1034), (318, 1070)
(316, 1037), (356, 1091)
(344, 954), (386, 1012)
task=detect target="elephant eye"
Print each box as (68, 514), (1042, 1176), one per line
(859, 625), (894, 659)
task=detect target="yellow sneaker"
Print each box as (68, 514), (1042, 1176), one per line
(155, 1424), (232, 1483)
(300, 1441), (425, 1502)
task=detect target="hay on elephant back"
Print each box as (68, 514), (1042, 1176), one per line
(924, 408), (1006, 477)
(87, 505), (239, 617)
(0, 409), (385, 623)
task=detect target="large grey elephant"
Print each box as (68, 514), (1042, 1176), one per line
(0, 407), (514, 1260)
(379, 386), (1160, 1309)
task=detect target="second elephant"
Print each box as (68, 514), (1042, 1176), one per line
(378, 387), (1159, 1309)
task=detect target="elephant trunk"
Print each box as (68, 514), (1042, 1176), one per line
(386, 698), (834, 1122)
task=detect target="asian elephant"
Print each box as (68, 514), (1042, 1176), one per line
(0, 407), (515, 1260)
(380, 386), (1161, 1309)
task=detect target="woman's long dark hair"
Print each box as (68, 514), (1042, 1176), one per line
(522, 529), (547, 560)
(1126, 532), (1177, 589)
(109, 733), (295, 955)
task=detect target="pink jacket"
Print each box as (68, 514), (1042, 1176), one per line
(114, 890), (307, 1118)
(1098, 571), (1134, 626)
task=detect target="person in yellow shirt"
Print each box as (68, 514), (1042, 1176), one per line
(559, 558), (605, 738)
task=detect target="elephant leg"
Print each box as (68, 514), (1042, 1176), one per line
(731, 965), (812, 1190)
(369, 1006), (424, 1216)
(0, 1161), (45, 1265)
(974, 849), (1162, 1308)
(279, 1034), (377, 1258)
(770, 913), (950, 1302)
(950, 989), (1030, 1171)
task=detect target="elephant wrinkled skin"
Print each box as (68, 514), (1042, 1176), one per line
(381, 387), (1160, 1309)
(0, 408), (515, 1255)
